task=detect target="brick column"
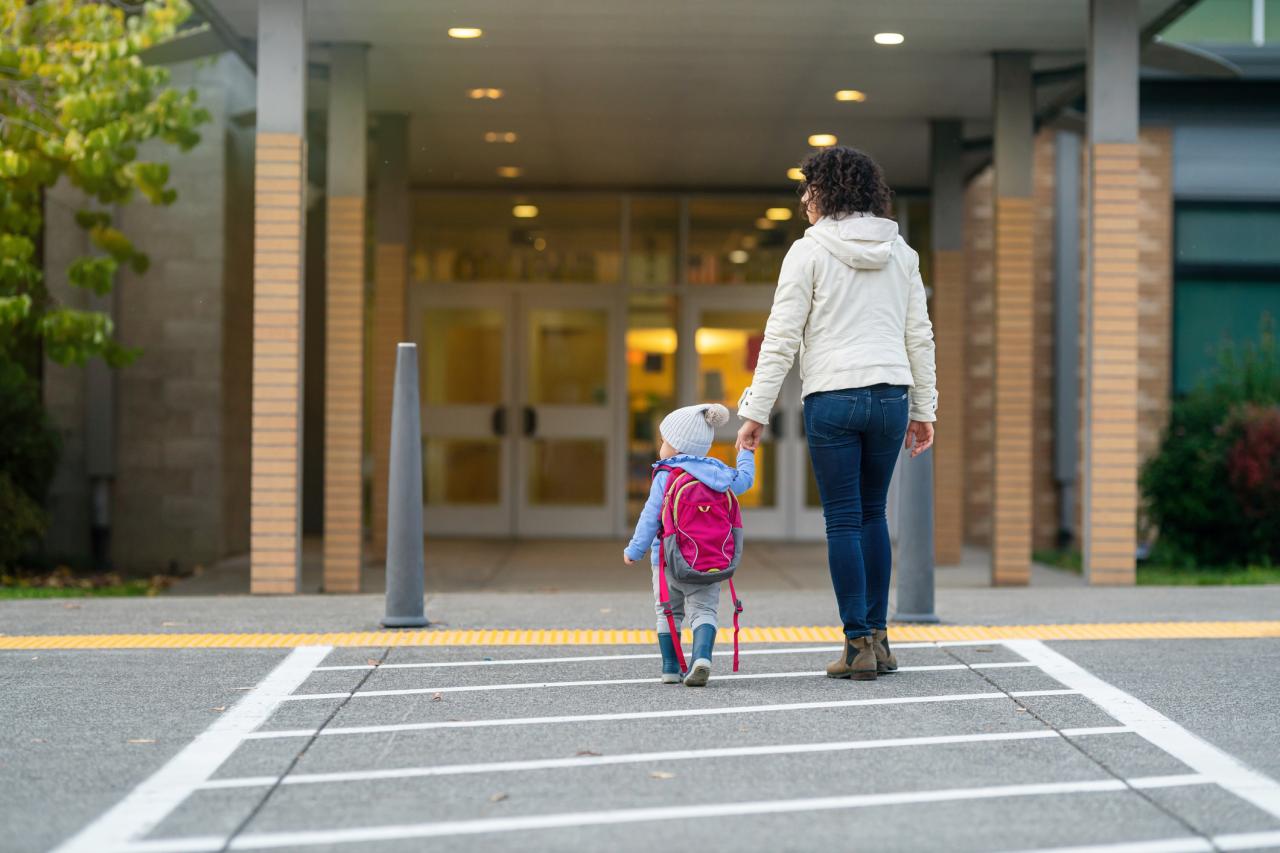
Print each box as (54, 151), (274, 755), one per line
(991, 53), (1035, 586)
(930, 119), (966, 566)
(322, 44), (368, 592)
(370, 115), (409, 556)
(1082, 0), (1140, 584)
(249, 0), (307, 594)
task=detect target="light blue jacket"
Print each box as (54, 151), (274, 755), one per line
(625, 449), (756, 565)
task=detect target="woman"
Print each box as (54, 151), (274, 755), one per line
(735, 146), (937, 682)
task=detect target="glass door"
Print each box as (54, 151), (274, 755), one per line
(515, 287), (623, 537)
(410, 286), (513, 536)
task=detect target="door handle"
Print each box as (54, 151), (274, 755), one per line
(522, 406), (537, 437)
(491, 405), (507, 437)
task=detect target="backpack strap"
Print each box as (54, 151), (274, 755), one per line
(657, 538), (687, 674)
(728, 578), (743, 673)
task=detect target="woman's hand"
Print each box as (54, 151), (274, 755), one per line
(905, 420), (934, 457)
(736, 419), (764, 451)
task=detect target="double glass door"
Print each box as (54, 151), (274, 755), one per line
(679, 288), (824, 540)
(412, 285), (622, 537)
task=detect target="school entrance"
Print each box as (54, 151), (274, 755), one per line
(406, 192), (860, 541)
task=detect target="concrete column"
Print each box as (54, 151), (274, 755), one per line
(991, 52), (1035, 586)
(322, 44), (368, 593)
(929, 119), (966, 566)
(249, 0), (307, 594)
(1083, 0), (1140, 585)
(371, 114), (410, 556)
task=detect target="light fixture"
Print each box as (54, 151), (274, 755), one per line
(484, 131), (518, 143)
(468, 88), (504, 100)
(448, 27), (483, 39)
(873, 32), (904, 45)
(512, 204), (538, 218)
(808, 133), (837, 147)
(765, 207), (793, 221)
(533, 237), (547, 251)
(835, 89), (867, 102)
(786, 167), (805, 181)
(728, 250), (750, 264)
(496, 166), (523, 178)
(755, 217), (776, 230)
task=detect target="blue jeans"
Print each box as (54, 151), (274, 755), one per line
(803, 385), (910, 639)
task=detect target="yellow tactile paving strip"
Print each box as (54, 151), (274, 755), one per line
(1, 621), (1278, 650)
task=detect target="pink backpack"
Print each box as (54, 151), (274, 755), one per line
(654, 465), (745, 673)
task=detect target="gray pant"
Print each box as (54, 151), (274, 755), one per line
(652, 564), (720, 634)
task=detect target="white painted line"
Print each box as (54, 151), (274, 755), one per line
(997, 828), (1280, 853)
(1008, 640), (1280, 821)
(50, 645), (332, 853)
(311, 643), (938, 671)
(200, 725), (1131, 790)
(284, 661), (1038, 701)
(122, 773), (1210, 851)
(245, 688), (1079, 739)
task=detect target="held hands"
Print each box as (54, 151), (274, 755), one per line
(905, 420), (935, 457)
(735, 419), (764, 452)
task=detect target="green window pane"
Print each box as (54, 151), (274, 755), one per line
(1161, 0), (1252, 43)
(1176, 206), (1280, 265)
(1174, 279), (1280, 393)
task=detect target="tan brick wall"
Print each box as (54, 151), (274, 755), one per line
(963, 169), (995, 546)
(1032, 132), (1059, 551)
(1137, 128), (1173, 469)
(250, 132), (306, 594)
(323, 196), (366, 592)
(932, 249), (966, 566)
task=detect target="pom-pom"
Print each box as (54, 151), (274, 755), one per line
(703, 403), (730, 428)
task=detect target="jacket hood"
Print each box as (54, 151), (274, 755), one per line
(805, 215), (899, 270)
(653, 455), (737, 493)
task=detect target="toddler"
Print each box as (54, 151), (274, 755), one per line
(623, 403), (755, 686)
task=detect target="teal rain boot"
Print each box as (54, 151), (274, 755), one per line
(658, 633), (682, 684)
(683, 624), (716, 687)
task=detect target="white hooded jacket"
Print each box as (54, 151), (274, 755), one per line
(737, 214), (938, 424)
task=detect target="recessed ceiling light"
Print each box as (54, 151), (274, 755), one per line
(497, 166), (523, 178)
(807, 134), (837, 147)
(786, 168), (805, 181)
(468, 88), (503, 100)
(728, 250), (750, 264)
(835, 89), (867, 102)
(765, 207), (793, 221)
(448, 27), (483, 39)
(484, 131), (518, 143)
(755, 217), (777, 230)
(512, 204), (538, 218)
(874, 32), (904, 45)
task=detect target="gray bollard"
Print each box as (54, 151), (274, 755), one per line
(893, 444), (940, 623)
(382, 343), (429, 628)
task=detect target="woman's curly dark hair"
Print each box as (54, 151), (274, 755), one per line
(797, 146), (893, 219)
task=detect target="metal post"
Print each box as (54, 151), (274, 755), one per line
(382, 343), (428, 628)
(894, 446), (939, 623)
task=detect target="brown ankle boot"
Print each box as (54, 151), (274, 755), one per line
(872, 629), (898, 674)
(825, 636), (878, 680)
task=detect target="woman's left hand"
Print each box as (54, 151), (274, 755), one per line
(905, 420), (935, 457)
(736, 419), (764, 451)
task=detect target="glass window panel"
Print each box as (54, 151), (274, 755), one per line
(688, 196), (806, 284)
(529, 439), (606, 505)
(627, 293), (678, 516)
(423, 439), (501, 505)
(1174, 279), (1280, 393)
(413, 194), (621, 284)
(528, 309), (609, 405)
(696, 309), (769, 409)
(629, 197), (679, 286)
(421, 308), (503, 405)
(1160, 0), (1252, 43)
(709, 441), (775, 508)
(1176, 206), (1280, 265)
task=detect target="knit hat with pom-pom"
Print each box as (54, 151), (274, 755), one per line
(659, 403), (730, 457)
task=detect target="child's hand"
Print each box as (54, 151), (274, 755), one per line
(623, 551), (636, 565)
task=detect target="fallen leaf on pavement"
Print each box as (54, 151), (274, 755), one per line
(576, 750), (602, 757)
(599, 608), (612, 614)
(367, 659), (381, 667)
(127, 739), (156, 744)
(431, 693), (443, 701)
(161, 621), (181, 627)
(212, 706), (226, 713)
(649, 771), (675, 780)
(62, 603), (81, 610)
(489, 792), (508, 803)
(30, 738), (45, 743)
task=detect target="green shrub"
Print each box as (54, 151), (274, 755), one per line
(0, 356), (59, 568)
(1141, 317), (1280, 568)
